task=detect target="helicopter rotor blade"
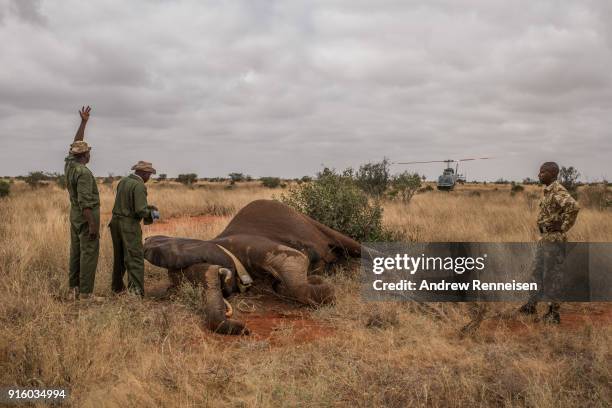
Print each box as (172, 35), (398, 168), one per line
(394, 157), (495, 165)
(457, 157), (494, 162)
(394, 160), (451, 164)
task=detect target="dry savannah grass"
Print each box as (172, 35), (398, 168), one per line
(0, 180), (610, 407)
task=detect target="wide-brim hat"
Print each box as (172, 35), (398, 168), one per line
(69, 141), (91, 155)
(132, 161), (157, 174)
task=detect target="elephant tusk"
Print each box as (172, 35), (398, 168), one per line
(219, 267), (233, 286)
(223, 298), (233, 318)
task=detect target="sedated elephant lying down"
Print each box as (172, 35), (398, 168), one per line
(144, 199), (362, 335)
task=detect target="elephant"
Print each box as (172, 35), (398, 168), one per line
(144, 199), (362, 335)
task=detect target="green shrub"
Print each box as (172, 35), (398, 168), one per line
(25, 171), (49, 188)
(281, 168), (392, 241)
(102, 173), (115, 186)
(510, 182), (524, 196)
(355, 158), (390, 197)
(229, 172), (246, 184)
(177, 173), (198, 185)
(388, 171), (421, 203)
(0, 180), (10, 198)
(260, 177), (281, 188)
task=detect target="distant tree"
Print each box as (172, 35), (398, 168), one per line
(177, 173), (198, 185)
(301, 176), (312, 183)
(0, 180), (10, 198)
(260, 177), (281, 188)
(229, 172), (245, 184)
(388, 172), (422, 203)
(522, 177), (537, 185)
(356, 158), (391, 197)
(25, 171), (49, 188)
(102, 173), (115, 186)
(246, 175), (253, 182)
(559, 166), (580, 198)
(157, 173), (167, 182)
(510, 181), (524, 196)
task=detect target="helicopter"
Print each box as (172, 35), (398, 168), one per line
(395, 157), (493, 191)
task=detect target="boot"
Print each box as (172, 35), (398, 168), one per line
(542, 303), (561, 324)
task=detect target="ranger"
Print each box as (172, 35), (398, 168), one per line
(64, 106), (101, 301)
(519, 161), (580, 323)
(110, 161), (158, 296)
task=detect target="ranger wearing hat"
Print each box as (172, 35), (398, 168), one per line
(109, 161), (158, 296)
(64, 106), (101, 301)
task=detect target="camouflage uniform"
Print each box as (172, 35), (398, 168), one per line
(528, 181), (580, 311)
(65, 154), (100, 295)
(109, 174), (153, 296)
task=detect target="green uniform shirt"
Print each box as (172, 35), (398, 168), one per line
(64, 154), (100, 211)
(112, 174), (153, 223)
(537, 180), (580, 241)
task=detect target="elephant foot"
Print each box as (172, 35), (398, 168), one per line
(274, 281), (335, 306)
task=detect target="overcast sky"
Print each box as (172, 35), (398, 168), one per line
(0, 0), (611, 181)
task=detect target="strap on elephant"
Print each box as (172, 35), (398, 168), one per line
(216, 244), (253, 293)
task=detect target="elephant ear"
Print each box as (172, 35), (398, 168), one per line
(144, 235), (223, 269)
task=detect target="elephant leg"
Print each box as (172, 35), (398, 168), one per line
(181, 263), (249, 335)
(263, 245), (335, 306)
(167, 269), (184, 294)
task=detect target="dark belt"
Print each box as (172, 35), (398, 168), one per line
(539, 225), (562, 234)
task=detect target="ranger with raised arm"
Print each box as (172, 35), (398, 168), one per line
(519, 161), (580, 323)
(109, 161), (158, 296)
(64, 106), (102, 302)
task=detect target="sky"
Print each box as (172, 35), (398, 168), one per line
(0, 0), (611, 181)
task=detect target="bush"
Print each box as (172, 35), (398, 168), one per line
(24, 171), (49, 188)
(0, 180), (10, 198)
(157, 173), (167, 182)
(510, 182), (524, 196)
(355, 158), (390, 197)
(281, 168), (392, 241)
(102, 173), (115, 186)
(260, 177), (281, 188)
(177, 173), (198, 185)
(419, 184), (434, 193)
(228, 173), (246, 184)
(388, 172), (421, 203)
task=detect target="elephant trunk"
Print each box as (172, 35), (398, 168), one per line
(203, 266), (249, 335)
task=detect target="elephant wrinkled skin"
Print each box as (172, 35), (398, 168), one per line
(144, 200), (362, 335)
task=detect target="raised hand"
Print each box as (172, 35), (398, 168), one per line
(79, 106), (92, 122)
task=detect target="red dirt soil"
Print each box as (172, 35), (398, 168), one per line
(222, 296), (336, 346)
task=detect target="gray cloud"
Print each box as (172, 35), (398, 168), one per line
(0, 0), (610, 181)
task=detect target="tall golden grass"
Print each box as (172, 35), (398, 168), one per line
(0, 181), (610, 407)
